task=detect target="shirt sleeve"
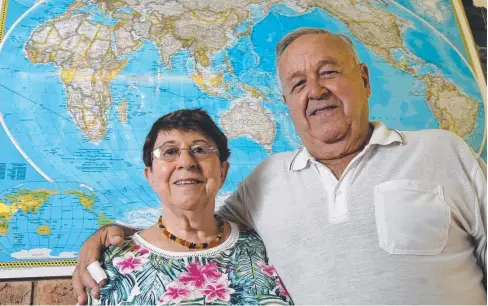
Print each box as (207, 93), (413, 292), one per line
(471, 156), (486, 288)
(216, 180), (254, 229)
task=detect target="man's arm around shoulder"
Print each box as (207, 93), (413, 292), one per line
(217, 180), (254, 229)
(72, 224), (137, 304)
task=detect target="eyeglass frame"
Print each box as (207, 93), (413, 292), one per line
(152, 144), (220, 162)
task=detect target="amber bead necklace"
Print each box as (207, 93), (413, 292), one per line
(157, 216), (224, 249)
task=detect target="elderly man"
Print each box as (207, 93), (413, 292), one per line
(73, 28), (486, 304)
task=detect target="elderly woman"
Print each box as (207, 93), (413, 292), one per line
(86, 109), (292, 305)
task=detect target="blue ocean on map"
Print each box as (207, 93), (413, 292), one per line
(393, 0), (465, 55)
(377, 0), (485, 151)
(0, 182), (117, 260)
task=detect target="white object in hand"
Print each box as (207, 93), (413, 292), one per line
(87, 261), (108, 284)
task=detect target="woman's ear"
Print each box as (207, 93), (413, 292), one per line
(144, 167), (153, 183)
(220, 161), (230, 186)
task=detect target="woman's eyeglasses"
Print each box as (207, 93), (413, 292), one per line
(152, 144), (219, 162)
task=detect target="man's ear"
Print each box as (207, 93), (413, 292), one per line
(220, 161), (230, 187)
(282, 95), (287, 105)
(359, 63), (371, 97)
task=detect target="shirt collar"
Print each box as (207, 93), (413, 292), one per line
(289, 121), (404, 171)
(368, 121), (404, 146)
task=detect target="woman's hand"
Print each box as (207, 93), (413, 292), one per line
(72, 225), (126, 305)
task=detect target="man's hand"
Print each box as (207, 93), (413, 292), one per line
(72, 225), (126, 305)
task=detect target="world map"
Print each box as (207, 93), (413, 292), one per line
(0, 0), (485, 276)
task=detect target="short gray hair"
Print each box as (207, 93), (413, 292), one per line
(275, 28), (359, 87)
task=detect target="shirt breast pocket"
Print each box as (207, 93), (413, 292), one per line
(374, 180), (451, 255)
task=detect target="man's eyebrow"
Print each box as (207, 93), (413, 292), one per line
(286, 59), (341, 82)
(316, 59), (339, 68)
(286, 70), (304, 83)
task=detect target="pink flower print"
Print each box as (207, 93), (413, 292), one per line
(256, 260), (277, 277)
(202, 275), (235, 303)
(276, 278), (289, 297)
(179, 261), (221, 288)
(112, 252), (147, 275)
(158, 281), (192, 305)
(133, 243), (149, 255)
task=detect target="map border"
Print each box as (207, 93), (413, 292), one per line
(0, 0), (486, 278)
(451, 0), (487, 158)
(0, 0), (7, 40)
(451, 0), (487, 103)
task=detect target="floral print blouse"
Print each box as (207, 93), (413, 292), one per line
(88, 221), (293, 305)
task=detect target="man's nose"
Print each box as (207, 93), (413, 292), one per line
(308, 77), (328, 100)
(176, 149), (198, 169)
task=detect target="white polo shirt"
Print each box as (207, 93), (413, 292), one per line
(219, 121), (487, 304)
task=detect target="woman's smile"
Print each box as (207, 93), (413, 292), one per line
(173, 178), (203, 186)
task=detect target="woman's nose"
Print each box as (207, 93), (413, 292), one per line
(176, 149), (198, 169)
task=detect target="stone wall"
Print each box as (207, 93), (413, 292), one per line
(0, 279), (76, 305)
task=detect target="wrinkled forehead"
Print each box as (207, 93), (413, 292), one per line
(277, 33), (355, 75)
